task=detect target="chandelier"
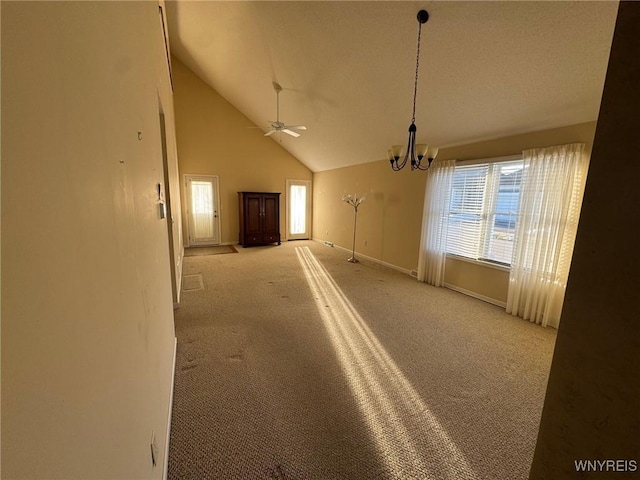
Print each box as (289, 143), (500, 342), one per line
(388, 10), (438, 171)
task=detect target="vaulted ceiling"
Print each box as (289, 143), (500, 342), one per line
(166, 1), (618, 172)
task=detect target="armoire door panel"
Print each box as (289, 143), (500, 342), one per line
(262, 195), (279, 234)
(238, 192), (281, 246)
(245, 195), (262, 235)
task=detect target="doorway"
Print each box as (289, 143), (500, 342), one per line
(158, 108), (178, 305)
(184, 175), (221, 246)
(286, 179), (311, 240)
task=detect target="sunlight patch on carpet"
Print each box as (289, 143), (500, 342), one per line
(295, 246), (478, 480)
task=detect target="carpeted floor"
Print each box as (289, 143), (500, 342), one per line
(168, 240), (557, 479)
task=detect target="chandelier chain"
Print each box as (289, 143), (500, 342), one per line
(411, 22), (423, 123)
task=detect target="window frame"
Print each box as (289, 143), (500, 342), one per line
(445, 154), (523, 268)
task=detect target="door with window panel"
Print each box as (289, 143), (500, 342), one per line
(185, 175), (221, 246)
(286, 179), (311, 240)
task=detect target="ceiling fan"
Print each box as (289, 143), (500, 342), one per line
(264, 82), (306, 138)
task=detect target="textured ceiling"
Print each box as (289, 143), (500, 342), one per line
(166, 1), (618, 172)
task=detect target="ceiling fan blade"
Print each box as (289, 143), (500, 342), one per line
(264, 129), (276, 137)
(285, 125), (307, 130)
(282, 129), (300, 137)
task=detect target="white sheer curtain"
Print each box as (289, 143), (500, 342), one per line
(507, 143), (588, 327)
(417, 160), (456, 286)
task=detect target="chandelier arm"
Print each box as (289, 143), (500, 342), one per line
(413, 157), (431, 170)
(395, 149), (408, 171)
(392, 156), (406, 171)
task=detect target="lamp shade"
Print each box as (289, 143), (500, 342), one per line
(416, 144), (428, 159)
(391, 145), (404, 159)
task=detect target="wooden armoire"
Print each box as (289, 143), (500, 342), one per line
(238, 192), (281, 246)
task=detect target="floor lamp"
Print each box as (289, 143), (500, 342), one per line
(342, 193), (365, 263)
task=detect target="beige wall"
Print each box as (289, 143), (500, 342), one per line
(2, 2), (181, 478)
(444, 257), (510, 306)
(314, 161), (427, 271)
(172, 58), (313, 246)
(313, 122), (597, 301)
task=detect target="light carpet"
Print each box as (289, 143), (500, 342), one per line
(168, 240), (556, 479)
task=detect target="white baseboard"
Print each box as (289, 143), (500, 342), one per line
(312, 238), (411, 276)
(442, 282), (507, 308)
(163, 337), (177, 480)
(311, 239), (506, 309)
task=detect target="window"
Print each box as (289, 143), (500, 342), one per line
(289, 185), (307, 235)
(446, 159), (523, 266)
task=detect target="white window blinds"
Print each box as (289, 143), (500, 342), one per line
(448, 165), (488, 260)
(446, 160), (524, 265)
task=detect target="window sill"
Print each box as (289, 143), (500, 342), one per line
(445, 254), (511, 273)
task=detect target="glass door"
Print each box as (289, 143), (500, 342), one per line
(185, 175), (221, 246)
(286, 179), (311, 240)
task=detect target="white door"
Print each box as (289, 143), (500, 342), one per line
(286, 179), (311, 240)
(185, 175), (221, 246)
